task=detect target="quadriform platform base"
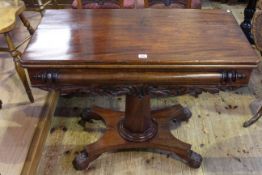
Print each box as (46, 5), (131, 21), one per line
(73, 95), (201, 170)
(21, 10), (260, 170)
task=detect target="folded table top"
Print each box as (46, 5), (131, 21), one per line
(21, 9), (260, 68)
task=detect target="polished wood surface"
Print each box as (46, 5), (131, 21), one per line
(20, 9), (260, 171)
(22, 9), (259, 67)
(73, 104), (202, 170)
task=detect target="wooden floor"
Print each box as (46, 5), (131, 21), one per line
(37, 90), (262, 175)
(0, 1), (262, 175)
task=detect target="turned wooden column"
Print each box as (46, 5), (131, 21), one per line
(118, 95), (158, 142)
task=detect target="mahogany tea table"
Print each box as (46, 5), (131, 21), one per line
(21, 9), (260, 170)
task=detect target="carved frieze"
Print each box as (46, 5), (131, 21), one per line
(54, 85), (240, 98)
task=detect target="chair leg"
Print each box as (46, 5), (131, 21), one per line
(19, 13), (35, 35)
(36, 0), (45, 16)
(36, 0), (59, 16)
(4, 32), (34, 103)
(76, 0), (83, 9)
(52, 0), (59, 8)
(243, 106), (262, 127)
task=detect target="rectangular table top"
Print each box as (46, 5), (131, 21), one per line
(21, 9), (259, 68)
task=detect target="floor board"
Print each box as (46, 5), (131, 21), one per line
(37, 90), (262, 175)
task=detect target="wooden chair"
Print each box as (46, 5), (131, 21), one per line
(252, 0), (262, 54)
(243, 0), (262, 127)
(72, 0), (124, 9)
(0, 0), (34, 102)
(72, 0), (201, 9)
(36, 0), (58, 16)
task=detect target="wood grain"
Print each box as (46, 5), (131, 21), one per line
(21, 9), (259, 66)
(20, 8), (260, 173)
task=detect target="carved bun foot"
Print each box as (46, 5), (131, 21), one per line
(182, 107), (192, 121)
(172, 107), (192, 123)
(152, 105), (192, 124)
(187, 151), (203, 168)
(73, 150), (90, 170)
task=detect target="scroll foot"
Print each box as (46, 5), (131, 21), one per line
(172, 107), (192, 123)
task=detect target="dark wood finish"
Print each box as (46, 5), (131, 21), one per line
(21, 10), (258, 67)
(20, 10), (260, 170)
(118, 95), (158, 142)
(73, 104), (202, 170)
(30, 69), (250, 86)
(240, 0), (258, 44)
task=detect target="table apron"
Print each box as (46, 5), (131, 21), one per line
(28, 69), (251, 87)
